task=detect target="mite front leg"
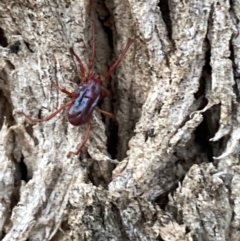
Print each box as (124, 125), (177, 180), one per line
(52, 82), (78, 98)
(67, 119), (92, 157)
(70, 48), (86, 81)
(16, 99), (74, 123)
(103, 39), (133, 81)
(87, 1), (96, 77)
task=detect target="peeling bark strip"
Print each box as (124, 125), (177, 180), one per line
(0, 0), (239, 240)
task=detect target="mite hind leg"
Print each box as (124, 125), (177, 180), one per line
(96, 107), (114, 118)
(67, 119), (92, 157)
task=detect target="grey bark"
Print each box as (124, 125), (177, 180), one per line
(0, 0), (239, 241)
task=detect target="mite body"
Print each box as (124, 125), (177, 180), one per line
(68, 78), (101, 126)
(17, 3), (132, 157)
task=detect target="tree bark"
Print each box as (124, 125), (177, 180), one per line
(0, 0), (239, 240)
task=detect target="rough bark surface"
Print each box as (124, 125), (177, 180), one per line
(0, 0), (239, 240)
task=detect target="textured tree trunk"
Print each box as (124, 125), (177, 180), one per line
(0, 0), (239, 240)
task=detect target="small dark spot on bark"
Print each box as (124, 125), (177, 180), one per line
(145, 128), (156, 142)
(9, 41), (21, 54)
(147, 128), (155, 137)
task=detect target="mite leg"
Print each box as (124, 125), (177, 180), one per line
(103, 39), (133, 81)
(67, 119), (92, 157)
(100, 87), (108, 99)
(52, 82), (78, 98)
(87, 2), (96, 77)
(70, 48), (86, 80)
(95, 107), (114, 118)
(97, 88), (114, 117)
(16, 99), (74, 123)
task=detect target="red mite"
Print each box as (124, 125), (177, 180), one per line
(17, 6), (132, 157)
